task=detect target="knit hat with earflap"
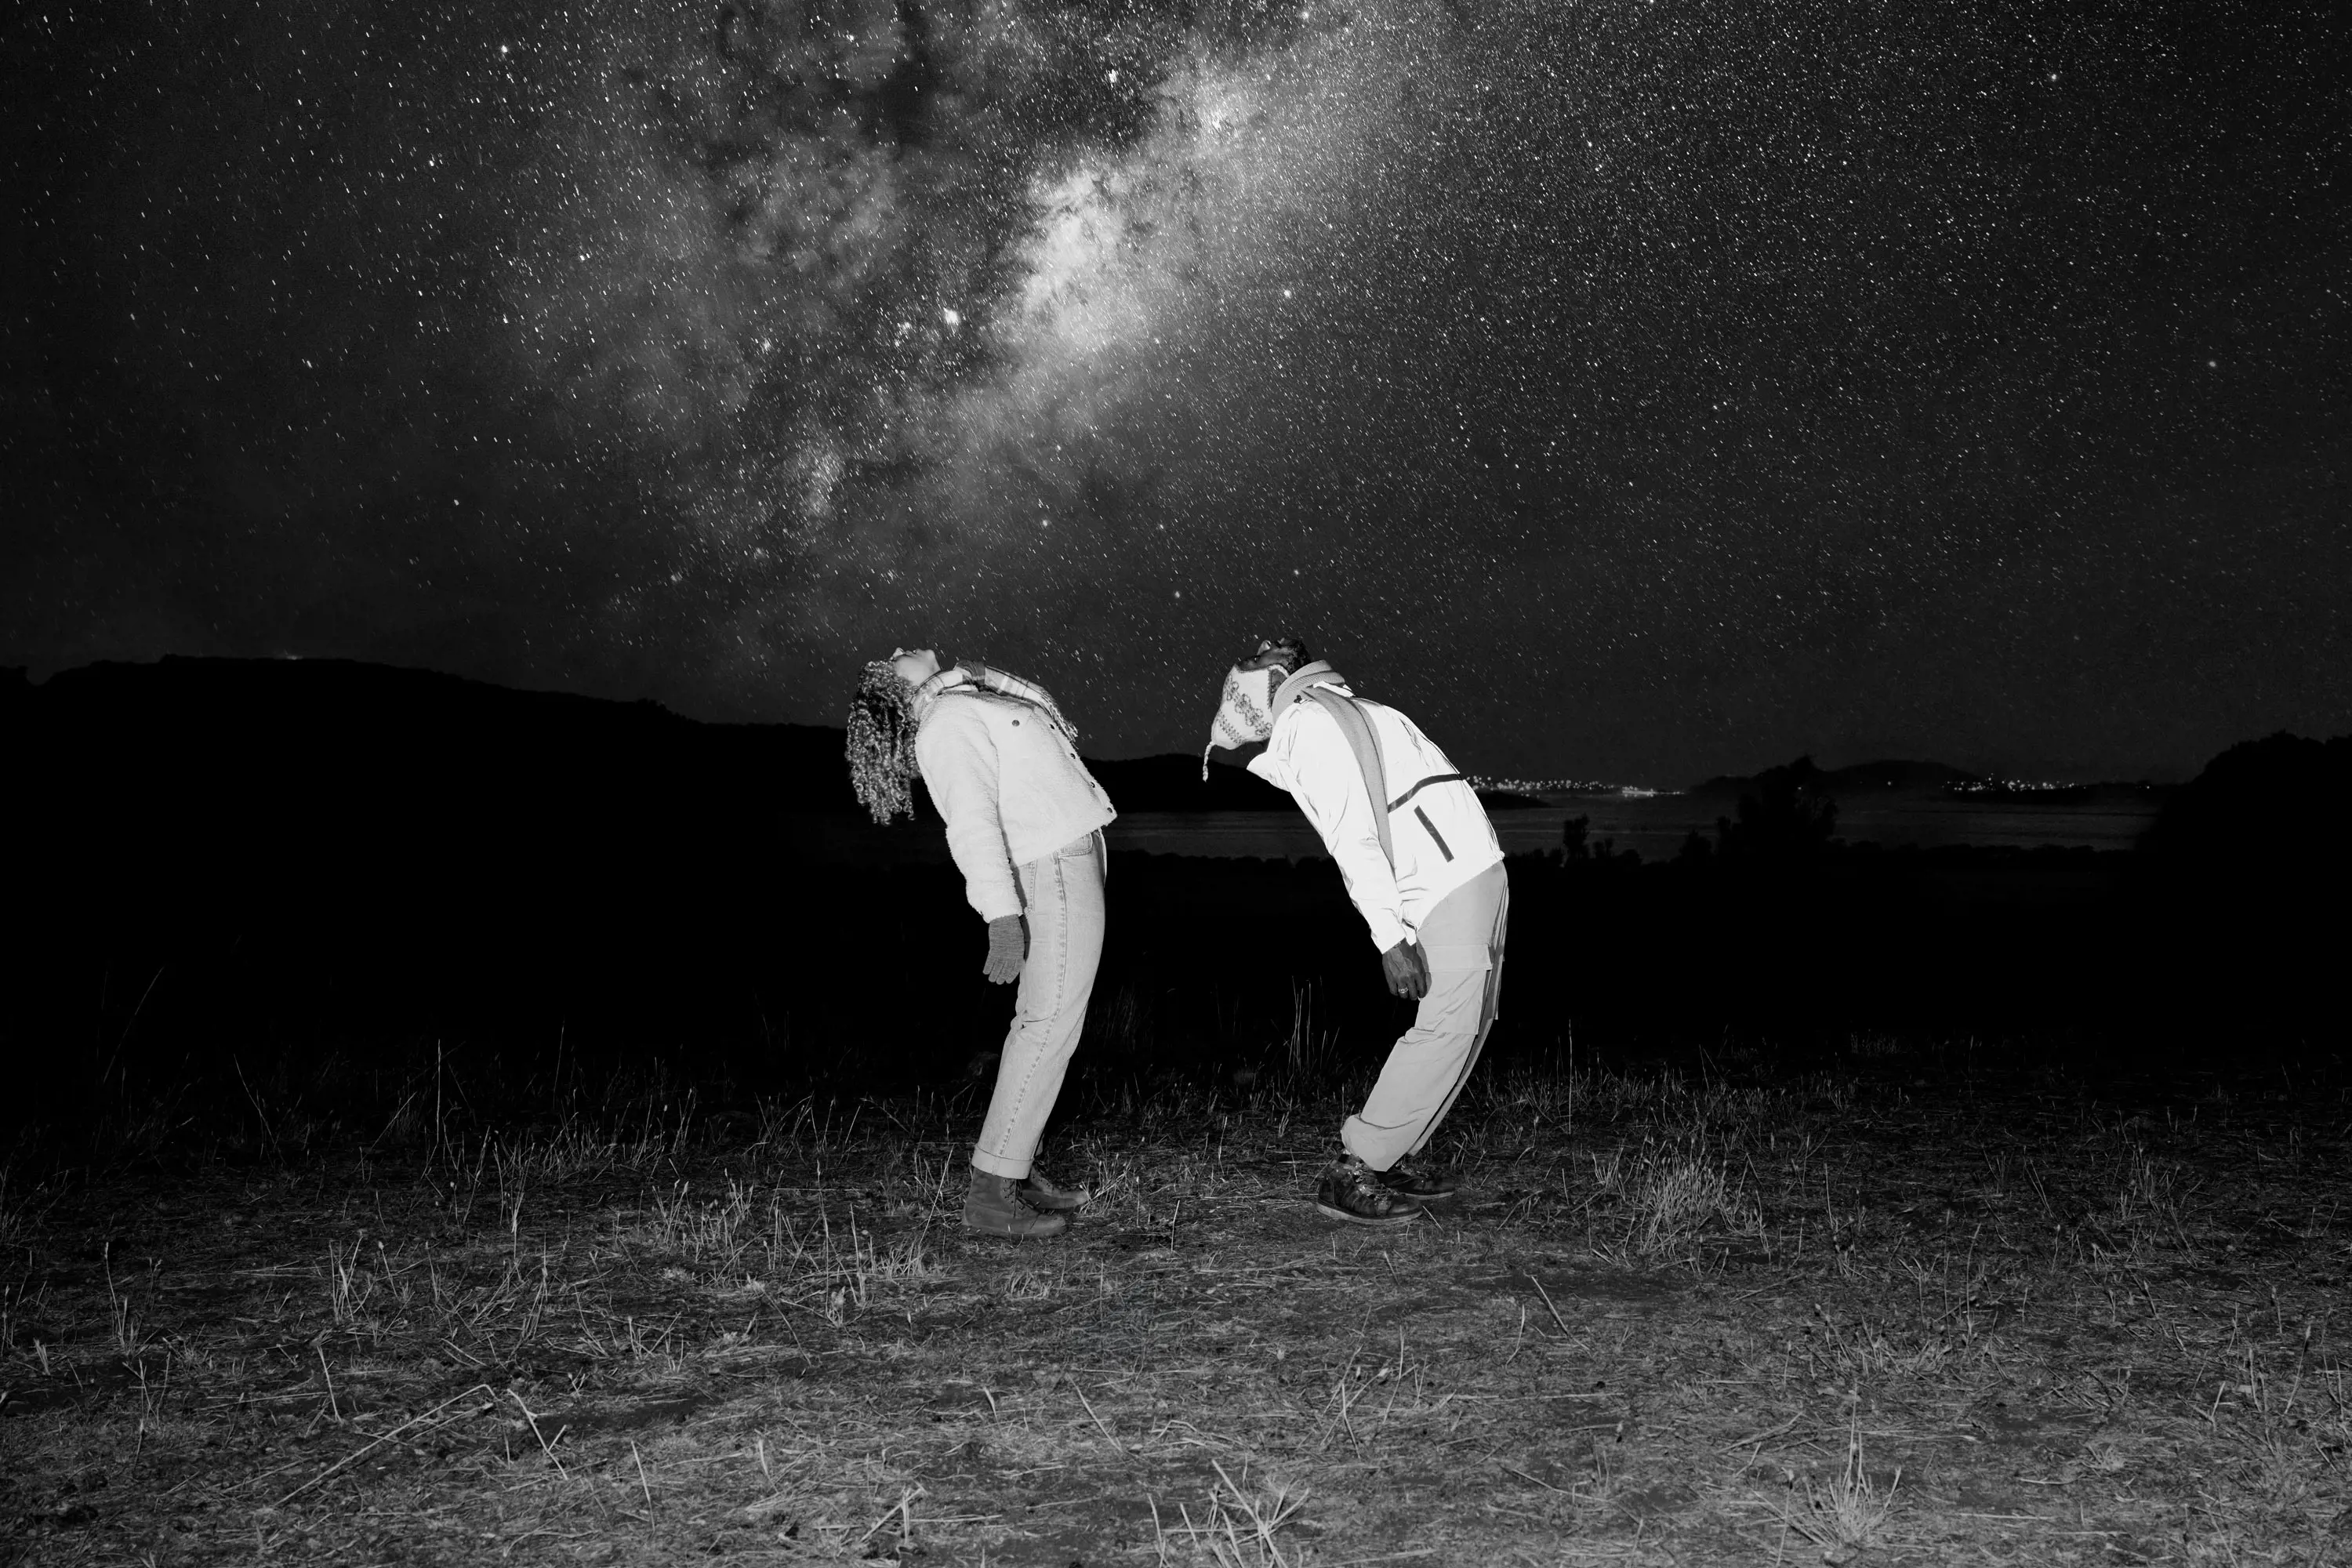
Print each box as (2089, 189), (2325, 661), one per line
(1202, 637), (1312, 779)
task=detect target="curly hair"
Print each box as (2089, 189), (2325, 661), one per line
(846, 661), (920, 824)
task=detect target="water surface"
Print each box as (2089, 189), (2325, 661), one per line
(787, 787), (2165, 864)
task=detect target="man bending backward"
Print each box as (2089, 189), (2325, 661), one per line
(1203, 637), (1510, 1226)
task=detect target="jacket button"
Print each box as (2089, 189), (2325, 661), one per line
(1012, 718), (1021, 725)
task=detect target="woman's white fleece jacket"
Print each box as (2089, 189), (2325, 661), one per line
(915, 689), (1118, 922)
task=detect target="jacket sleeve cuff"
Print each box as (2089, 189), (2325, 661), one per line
(1362, 910), (1410, 952)
(969, 885), (1024, 924)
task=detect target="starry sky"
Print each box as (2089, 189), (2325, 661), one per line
(8, 0), (2347, 784)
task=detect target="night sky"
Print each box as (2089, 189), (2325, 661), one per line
(8, 0), (2347, 784)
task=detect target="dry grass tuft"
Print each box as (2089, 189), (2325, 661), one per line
(1806, 1416), (1900, 1559)
(1588, 1133), (1762, 1257)
(1150, 1461), (1310, 1566)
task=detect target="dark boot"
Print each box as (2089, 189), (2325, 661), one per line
(964, 1170), (1069, 1238)
(1017, 1170), (1087, 1211)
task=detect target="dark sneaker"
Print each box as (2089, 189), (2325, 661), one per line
(1377, 1156), (1460, 1201)
(965, 1174), (1069, 1239)
(1316, 1155), (1423, 1227)
(1017, 1171), (1087, 1211)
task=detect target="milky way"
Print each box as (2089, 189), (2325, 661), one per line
(10, 0), (2347, 781)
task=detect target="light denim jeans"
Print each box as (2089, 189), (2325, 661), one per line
(1341, 861), (1510, 1170)
(971, 829), (1106, 1179)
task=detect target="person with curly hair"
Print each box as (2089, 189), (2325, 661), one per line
(1203, 636), (1508, 1227)
(848, 648), (1116, 1238)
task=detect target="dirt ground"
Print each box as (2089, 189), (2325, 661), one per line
(5, 1055), (2350, 1566)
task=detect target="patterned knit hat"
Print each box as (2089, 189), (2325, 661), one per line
(1202, 637), (1312, 779)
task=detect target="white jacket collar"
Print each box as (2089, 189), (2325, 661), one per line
(1272, 661), (1350, 712)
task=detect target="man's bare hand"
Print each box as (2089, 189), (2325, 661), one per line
(1380, 939), (1429, 1000)
(984, 916), (1026, 984)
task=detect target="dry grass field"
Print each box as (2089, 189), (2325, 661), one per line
(5, 1044), (2349, 1566)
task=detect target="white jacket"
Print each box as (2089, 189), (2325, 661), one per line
(1247, 684), (1501, 952)
(916, 687), (1117, 921)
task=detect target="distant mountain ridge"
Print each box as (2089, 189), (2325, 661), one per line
(0, 658), (1544, 816)
(1689, 758), (1990, 797)
(6, 654), (864, 815)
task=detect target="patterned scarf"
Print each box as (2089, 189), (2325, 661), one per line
(913, 660), (1080, 744)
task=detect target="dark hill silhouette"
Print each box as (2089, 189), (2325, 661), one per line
(1, 658), (1492, 826)
(2126, 731), (2350, 1043)
(2140, 731), (2352, 864)
(1819, 759), (1987, 793)
(10, 655), (859, 818)
(4, 657), (899, 963)
(1080, 754), (1541, 813)
(1, 658), (1310, 822)
(1087, 753), (1291, 811)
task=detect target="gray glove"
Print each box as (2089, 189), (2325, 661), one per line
(984, 916), (1027, 985)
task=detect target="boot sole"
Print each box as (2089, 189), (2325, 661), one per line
(1314, 1200), (1421, 1227)
(963, 1208), (1069, 1238)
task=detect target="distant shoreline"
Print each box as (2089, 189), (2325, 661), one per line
(784, 787), (2165, 865)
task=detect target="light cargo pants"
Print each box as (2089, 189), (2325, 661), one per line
(1341, 861), (1510, 1171)
(971, 830), (1106, 1180)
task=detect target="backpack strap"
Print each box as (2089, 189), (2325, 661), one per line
(1279, 666), (1467, 872)
(1299, 684), (1395, 869)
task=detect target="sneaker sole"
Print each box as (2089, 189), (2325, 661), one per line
(1314, 1200), (1421, 1227)
(1381, 1186), (1461, 1201)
